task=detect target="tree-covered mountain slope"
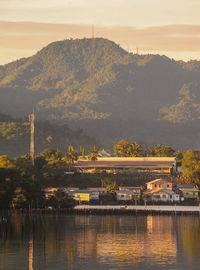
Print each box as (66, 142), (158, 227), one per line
(0, 112), (98, 157)
(1, 38), (200, 149)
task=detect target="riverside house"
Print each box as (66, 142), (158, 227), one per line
(175, 185), (199, 201)
(70, 190), (100, 202)
(44, 187), (58, 198)
(116, 190), (134, 201)
(146, 179), (172, 190)
(119, 187), (141, 199)
(143, 189), (180, 202)
(143, 178), (179, 202)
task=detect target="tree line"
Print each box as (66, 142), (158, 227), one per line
(0, 140), (200, 209)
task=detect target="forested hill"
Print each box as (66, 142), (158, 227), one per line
(0, 112), (98, 157)
(1, 38), (200, 149)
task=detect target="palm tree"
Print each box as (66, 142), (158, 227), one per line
(66, 145), (78, 170)
(88, 146), (99, 161)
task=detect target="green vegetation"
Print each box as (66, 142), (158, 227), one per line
(88, 146), (99, 161)
(181, 150), (200, 184)
(114, 140), (142, 157)
(0, 148), (80, 209)
(1, 38), (200, 151)
(101, 178), (117, 194)
(148, 144), (175, 157)
(0, 112), (98, 157)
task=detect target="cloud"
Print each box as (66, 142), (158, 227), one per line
(0, 21), (200, 64)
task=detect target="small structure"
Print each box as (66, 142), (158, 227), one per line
(86, 187), (107, 194)
(71, 190), (100, 202)
(98, 149), (116, 157)
(119, 186), (141, 199)
(116, 190), (134, 201)
(143, 189), (180, 202)
(175, 185), (199, 200)
(44, 187), (57, 198)
(62, 187), (80, 192)
(146, 179), (172, 190)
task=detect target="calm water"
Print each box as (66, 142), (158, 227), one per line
(1, 213), (200, 270)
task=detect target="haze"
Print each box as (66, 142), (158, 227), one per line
(1, 0), (200, 64)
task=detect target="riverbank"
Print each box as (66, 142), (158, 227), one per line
(2, 205), (200, 216)
(73, 205), (200, 215)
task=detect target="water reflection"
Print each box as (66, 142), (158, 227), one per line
(1, 213), (200, 269)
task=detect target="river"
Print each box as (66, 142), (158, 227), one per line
(1, 213), (200, 270)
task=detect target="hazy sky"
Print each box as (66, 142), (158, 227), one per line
(1, 0), (200, 64)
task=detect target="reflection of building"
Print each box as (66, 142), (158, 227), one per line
(146, 216), (177, 262)
(29, 239), (33, 270)
(95, 216), (176, 266)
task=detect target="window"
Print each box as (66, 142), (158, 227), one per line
(155, 184), (157, 187)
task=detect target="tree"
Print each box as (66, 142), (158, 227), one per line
(80, 146), (86, 159)
(0, 155), (15, 168)
(40, 148), (57, 159)
(114, 140), (142, 157)
(11, 187), (26, 209)
(175, 150), (184, 161)
(54, 190), (75, 208)
(101, 178), (117, 194)
(148, 144), (175, 157)
(66, 146), (78, 165)
(88, 146), (99, 161)
(181, 150), (200, 184)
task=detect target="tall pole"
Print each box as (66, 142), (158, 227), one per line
(29, 112), (35, 166)
(92, 24), (94, 38)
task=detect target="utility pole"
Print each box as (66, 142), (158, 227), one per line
(92, 24), (94, 38)
(29, 112), (35, 167)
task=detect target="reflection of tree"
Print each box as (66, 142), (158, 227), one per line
(3, 214), (200, 269)
(177, 216), (200, 261)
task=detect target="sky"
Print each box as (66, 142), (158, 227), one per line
(1, 0), (200, 64)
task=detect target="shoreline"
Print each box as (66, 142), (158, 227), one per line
(2, 205), (200, 216)
(73, 205), (200, 215)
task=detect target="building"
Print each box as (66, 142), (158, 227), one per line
(143, 189), (180, 202)
(146, 179), (172, 190)
(75, 157), (177, 174)
(86, 187), (107, 194)
(44, 187), (58, 198)
(119, 187), (141, 199)
(175, 185), (199, 200)
(116, 190), (135, 201)
(70, 190), (100, 202)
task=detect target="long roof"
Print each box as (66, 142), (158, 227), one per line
(146, 178), (171, 184)
(75, 157), (176, 168)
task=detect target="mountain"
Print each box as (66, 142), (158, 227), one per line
(1, 38), (200, 150)
(0, 112), (98, 157)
